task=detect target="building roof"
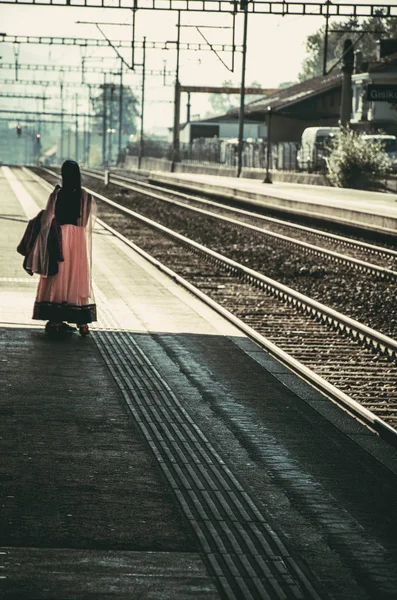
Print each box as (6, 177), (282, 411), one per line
(188, 113), (263, 124)
(171, 112), (264, 131)
(368, 51), (397, 73)
(228, 70), (343, 117)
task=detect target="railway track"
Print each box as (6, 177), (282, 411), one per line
(87, 167), (397, 271)
(39, 166), (397, 340)
(30, 167), (397, 443)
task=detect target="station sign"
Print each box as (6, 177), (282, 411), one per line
(367, 84), (397, 102)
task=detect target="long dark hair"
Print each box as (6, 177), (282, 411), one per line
(62, 159), (81, 193)
(57, 160), (82, 223)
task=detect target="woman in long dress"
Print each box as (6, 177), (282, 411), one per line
(30, 160), (97, 336)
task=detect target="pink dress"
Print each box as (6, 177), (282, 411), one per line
(32, 188), (97, 325)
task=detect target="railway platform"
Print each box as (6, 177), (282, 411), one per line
(148, 171), (397, 237)
(1, 165), (397, 600)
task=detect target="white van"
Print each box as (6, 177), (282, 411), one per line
(297, 127), (339, 172)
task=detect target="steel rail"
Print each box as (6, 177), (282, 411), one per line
(28, 167), (397, 444)
(81, 168), (397, 280)
(88, 168), (397, 260)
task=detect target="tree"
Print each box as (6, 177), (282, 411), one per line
(298, 15), (397, 81)
(278, 81), (296, 89)
(326, 127), (391, 189)
(207, 80), (238, 116)
(207, 80), (265, 117)
(91, 85), (139, 136)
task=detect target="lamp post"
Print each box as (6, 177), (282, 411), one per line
(263, 106), (272, 184)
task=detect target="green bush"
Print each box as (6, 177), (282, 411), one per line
(326, 127), (391, 190)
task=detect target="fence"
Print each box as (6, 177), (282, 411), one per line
(126, 139), (329, 173)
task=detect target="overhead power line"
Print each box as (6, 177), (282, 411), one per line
(0, 78), (103, 87)
(0, 92), (48, 100)
(0, 108), (92, 117)
(0, 62), (175, 76)
(0, 0), (395, 15)
(0, 34), (242, 53)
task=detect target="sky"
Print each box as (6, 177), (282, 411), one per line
(0, 1), (393, 134)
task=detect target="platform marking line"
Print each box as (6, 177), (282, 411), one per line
(0, 277), (36, 284)
(92, 297), (324, 600)
(2, 167), (42, 220)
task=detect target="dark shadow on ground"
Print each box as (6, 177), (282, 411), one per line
(2, 326), (397, 600)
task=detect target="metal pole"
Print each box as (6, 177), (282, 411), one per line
(171, 10), (181, 172)
(323, 0), (331, 76)
(237, 5), (249, 178)
(37, 111), (41, 165)
(131, 5), (137, 68)
(118, 59), (123, 160)
(84, 90), (88, 164)
(138, 37), (146, 170)
(186, 91), (191, 123)
(60, 81), (64, 164)
(109, 84), (115, 164)
(87, 128), (91, 167)
(263, 106), (272, 183)
(102, 74), (107, 167)
(83, 113), (86, 165)
(340, 39), (354, 127)
(13, 45), (20, 82)
(75, 94), (79, 162)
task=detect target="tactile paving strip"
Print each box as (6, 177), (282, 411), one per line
(93, 292), (325, 600)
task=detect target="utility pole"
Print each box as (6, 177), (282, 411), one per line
(340, 39), (354, 127)
(263, 106), (273, 184)
(75, 94), (79, 162)
(138, 37), (147, 170)
(13, 45), (20, 82)
(171, 10), (181, 172)
(109, 84), (115, 164)
(237, 2), (249, 178)
(84, 89), (89, 165)
(87, 85), (93, 166)
(323, 0), (332, 75)
(186, 91), (191, 123)
(118, 58), (123, 160)
(102, 74), (107, 167)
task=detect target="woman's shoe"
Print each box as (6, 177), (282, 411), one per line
(79, 324), (90, 336)
(61, 323), (77, 334)
(45, 321), (63, 336)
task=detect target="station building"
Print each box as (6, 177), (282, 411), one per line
(351, 40), (397, 137)
(183, 38), (397, 146)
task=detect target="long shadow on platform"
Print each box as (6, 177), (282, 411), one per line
(2, 326), (397, 600)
